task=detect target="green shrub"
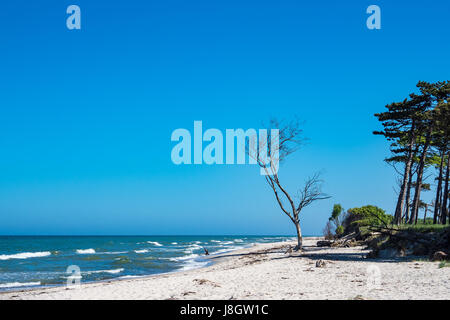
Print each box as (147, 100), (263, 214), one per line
(344, 205), (393, 234)
(323, 203), (348, 238)
(336, 225), (344, 235)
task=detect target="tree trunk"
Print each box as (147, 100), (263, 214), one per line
(415, 207), (419, 224)
(294, 221), (302, 251)
(404, 170), (414, 223)
(410, 127), (432, 224)
(394, 124), (416, 225)
(441, 153), (449, 225)
(433, 150), (445, 224)
(423, 203), (428, 223)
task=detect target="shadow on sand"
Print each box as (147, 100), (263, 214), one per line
(207, 243), (416, 264)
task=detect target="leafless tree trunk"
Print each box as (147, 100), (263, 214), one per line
(247, 119), (329, 251)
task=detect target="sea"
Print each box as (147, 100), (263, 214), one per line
(0, 235), (295, 291)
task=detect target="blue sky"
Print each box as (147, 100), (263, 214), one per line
(0, 0), (449, 235)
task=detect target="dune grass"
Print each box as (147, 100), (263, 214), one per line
(397, 223), (450, 233)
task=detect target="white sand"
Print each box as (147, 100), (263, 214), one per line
(1, 237), (449, 300)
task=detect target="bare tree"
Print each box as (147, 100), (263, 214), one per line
(323, 221), (334, 240)
(247, 118), (330, 251)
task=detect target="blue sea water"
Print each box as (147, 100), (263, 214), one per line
(0, 235), (295, 290)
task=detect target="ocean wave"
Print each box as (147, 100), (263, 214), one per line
(212, 246), (242, 255)
(209, 240), (234, 245)
(180, 259), (209, 271)
(147, 241), (163, 246)
(84, 268), (124, 275)
(134, 249), (149, 254)
(182, 243), (203, 254)
(187, 244), (202, 249)
(101, 251), (128, 255)
(169, 253), (199, 261)
(0, 251), (51, 260)
(0, 281), (41, 288)
(234, 239), (244, 243)
(171, 242), (178, 245)
(76, 249), (96, 254)
(118, 275), (142, 279)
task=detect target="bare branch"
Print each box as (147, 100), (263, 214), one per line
(264, 175), (295, 222)
(296, 173), (331, 215)
(245, 117), (328, 251)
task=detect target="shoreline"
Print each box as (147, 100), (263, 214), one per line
(0, 237), (299, 294)
(1, 237), (449, 300)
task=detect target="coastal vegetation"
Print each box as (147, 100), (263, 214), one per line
(374, 81), (450, 226)
(322, 81), (449, 261)
(251, 81), (448, 259)
(323, 204), (393, 241)
(321, 203), (449, 261)
(323, 204), (347, 239)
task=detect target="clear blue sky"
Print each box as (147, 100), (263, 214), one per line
(0, 0), (449, 235)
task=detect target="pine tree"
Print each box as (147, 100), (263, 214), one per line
(374, 90), (429, 224)
(433, 101), (450, 224)
(374, 80), (450, 225)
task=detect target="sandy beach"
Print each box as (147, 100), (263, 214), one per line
(1, 237), (449, 300)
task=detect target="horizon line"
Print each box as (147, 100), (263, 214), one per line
(0, 234), (319, 237)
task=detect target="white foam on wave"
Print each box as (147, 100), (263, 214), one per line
(76, 248), (96, 254)
(210, 240), (221, 243)
(234, 239), (244, 243)
(180, 259), (209, 271)
(101, 251), (128, 255)
(134, 249), (149, 254)
(212, 246), (242, 255)
(147, 241), (163, 246)
(118, 275), (142, 279)
(171, 242), (178, 245)
(0, 251), (51, 260)
(183, 243), (203, 254)
(166, 253), (208, 271)
(0, 281), (41, 288)
(84, 268), (124, 275)
(169, 253), (199, 261)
